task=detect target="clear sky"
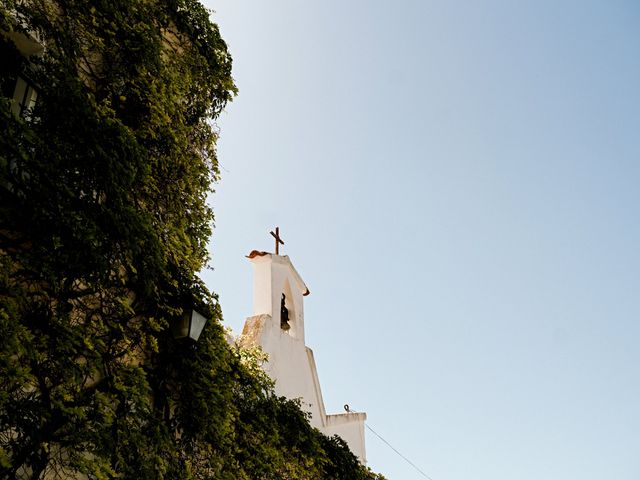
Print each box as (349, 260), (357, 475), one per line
(199, 1), (640, 479)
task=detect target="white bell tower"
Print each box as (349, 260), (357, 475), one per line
(239, 228), (367, 464)
(247, 249), (310, 343)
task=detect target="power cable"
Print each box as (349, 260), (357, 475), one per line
(344, 404), (435, 480)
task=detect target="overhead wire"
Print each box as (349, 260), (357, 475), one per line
(343, 404), (435, 480)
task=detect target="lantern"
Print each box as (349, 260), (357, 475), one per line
(172, 309), (208, 342)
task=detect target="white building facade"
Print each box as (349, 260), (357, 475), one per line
(239, 251), (367, 463)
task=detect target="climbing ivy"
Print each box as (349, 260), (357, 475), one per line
(0, 1), (385, 479)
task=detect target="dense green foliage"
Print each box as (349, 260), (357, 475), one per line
(0, 1), (385, 479)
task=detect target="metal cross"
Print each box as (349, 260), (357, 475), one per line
(270, 227), (285, 255)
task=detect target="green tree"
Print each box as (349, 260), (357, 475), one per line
(0, 1), (385, 479)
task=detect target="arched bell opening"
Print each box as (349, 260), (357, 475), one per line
(280, 280), (297, 337)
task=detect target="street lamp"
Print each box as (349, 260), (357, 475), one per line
(172, 309), (208, 342)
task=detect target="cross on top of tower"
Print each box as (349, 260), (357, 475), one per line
(270, 227), (284, 255)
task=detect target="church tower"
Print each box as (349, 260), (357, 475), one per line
(247, 249), (310, 343)
(239, 229), (367, 464)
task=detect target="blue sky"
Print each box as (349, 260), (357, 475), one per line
(199, 1), (640, 478)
